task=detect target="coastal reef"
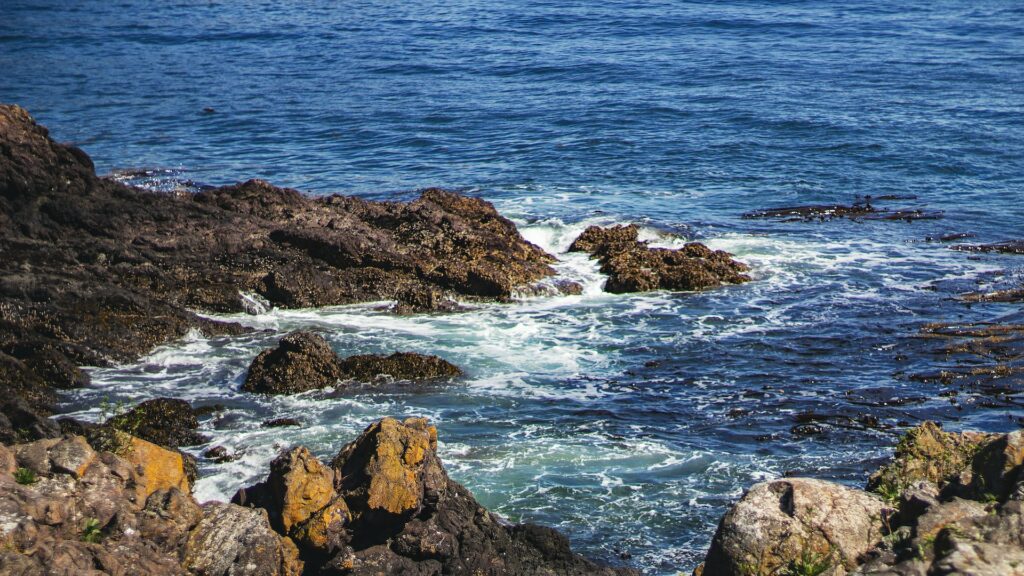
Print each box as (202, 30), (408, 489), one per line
(693, 422), (1024, 576)
(0, 103), (553, 441)
(0, 418), (634, 575)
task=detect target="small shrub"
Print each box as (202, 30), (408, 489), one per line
(13, 467), (37, 485)
(785, 547), (834, 576)
(81, 518), (102, 543)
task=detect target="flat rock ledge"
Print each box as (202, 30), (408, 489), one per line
(0, 417), (632, 575)
(242, 331), (463, 394)
(0, 103), (550, 440)
(568, 224), (750, 293)
(693, 422), (1024, 576)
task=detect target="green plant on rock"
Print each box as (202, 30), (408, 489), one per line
(784, 547), (834, 576)
(13, 467), (37, 485)
(873, 477), (904, 504)
(81, 518), (103, 543)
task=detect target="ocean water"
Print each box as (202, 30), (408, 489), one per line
(3, 1), (1024, 573)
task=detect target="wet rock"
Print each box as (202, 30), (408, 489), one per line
(0, 395), (60, 444)
(263, 417), (302, 428)
(106, 397), (208, 448)
(242, 331), (344, 394)
(184, 502), (303, 576)
(203, 445), (236, 463)
(743, 201), (942, 222)
(337, 352), (463, 382)
(568, 225), (750, 294)
(951, 240), (1024, 254)
(701, 478), (887, 576)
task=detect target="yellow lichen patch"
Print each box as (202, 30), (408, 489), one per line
(277, 448), (335, 532)
(124, 436), (190, 501)
(291, 496), (350, 551)
(363, 418), (436, 515)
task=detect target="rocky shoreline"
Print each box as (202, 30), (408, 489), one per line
(3, 103), (1022, 575)
(0, 104), (754, 574)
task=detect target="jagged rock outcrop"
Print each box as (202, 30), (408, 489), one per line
(0, 104), (552, 431)
(568, 224), (750, 293)
(235, 417), (636, 575)
(0, 432), (304, 575)
(696, 424), (1024, 576)
(243, 331), (462, 394)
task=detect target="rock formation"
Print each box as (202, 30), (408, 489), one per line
(694, 423), (1024, 576)
(0, 104), (550, 436)
(235, 417), (635, 575)
(568, 224), (750, 293)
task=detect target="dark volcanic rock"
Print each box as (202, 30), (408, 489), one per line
(242, 332), (344, 395)
(263, 417), (302, 428)
(0, 104), (555, 448)
(338, 352), (463, 382)
(106, 397), (208, 448)
(568, 224), (750, 293)
(742, 200), (943, 222)
(951, 239), (1024, 255)
(234, 417), (635, 575)
(243, 331), (463, 394)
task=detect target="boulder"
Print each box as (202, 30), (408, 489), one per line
(702, 478), (887, 576)
(568, 225), (750, 293)
(242, 331), (343, 394)
(105, 397), (208, 448)
(85, 428), (191, 500)
(184, 502), (303, 576)
(337, 352), (463, 382)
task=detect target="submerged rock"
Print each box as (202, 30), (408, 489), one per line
(234, 417), (635, 575)
(568, 224), (750, 293)
(243, 331), (344, 395)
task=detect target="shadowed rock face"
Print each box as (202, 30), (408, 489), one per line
(0, 104), (552, 436)
(568, 224), (750, 293)
(236, 417), (636, 575)
(337, 352), (463, 382)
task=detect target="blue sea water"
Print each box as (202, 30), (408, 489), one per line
(2, 1), (1024, 572)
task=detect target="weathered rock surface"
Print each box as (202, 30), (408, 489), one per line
(697, 423), (1024, 576)
(235, 417), (635, 575)
(0, 104), (553, 442)
(0, 432), (307, 575)
(701, 478), (886, 576)
(568, 225), (750, 293)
